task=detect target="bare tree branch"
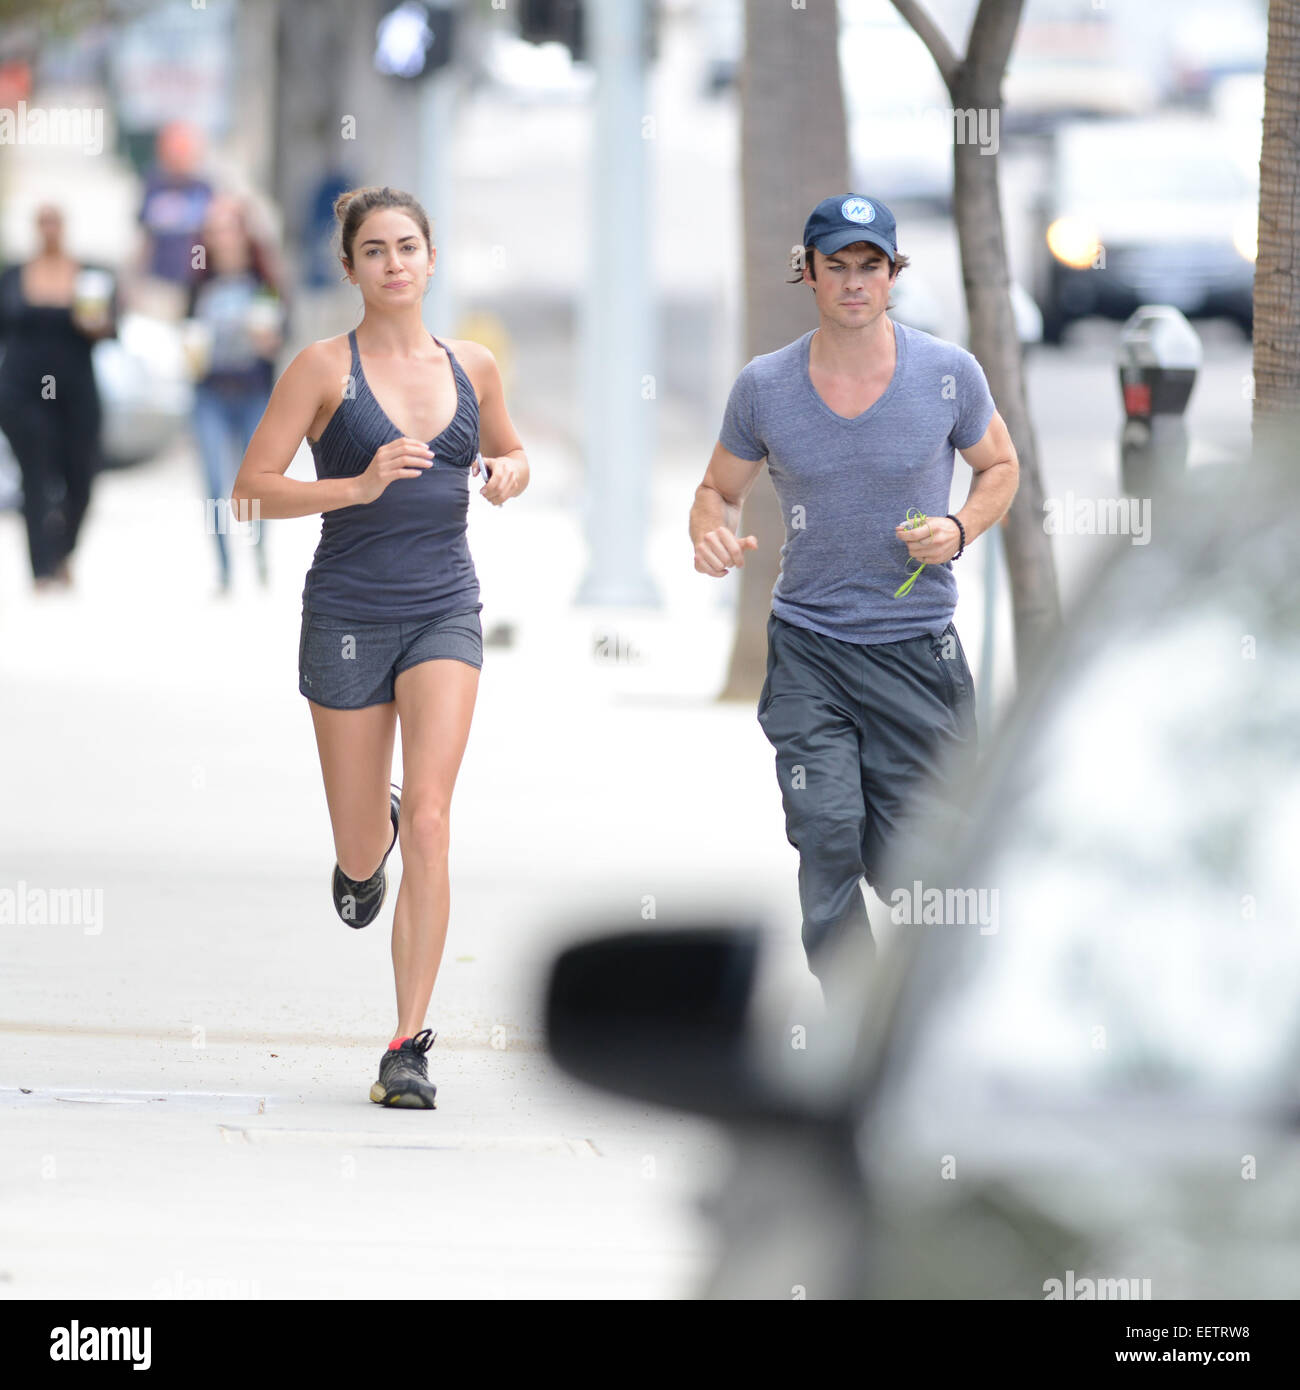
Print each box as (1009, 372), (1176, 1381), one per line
(963, 0), (1026, 97)
(888, 0), (960, 89)
(892, 0), (1063, 685)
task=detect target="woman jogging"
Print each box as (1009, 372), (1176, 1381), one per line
(230, 185), (528, 1109)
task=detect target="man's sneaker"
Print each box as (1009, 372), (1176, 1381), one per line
(369, 1028), (438, 1108)
(331, 785), (401, 929)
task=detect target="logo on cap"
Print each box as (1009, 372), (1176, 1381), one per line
(841, 197), (875, 225)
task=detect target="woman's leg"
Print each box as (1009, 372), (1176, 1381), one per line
(53, 374), (101, 570)
(306, 698), (399, 882)
(0, 403), (61, 581)
(390, 658), (480, 1041)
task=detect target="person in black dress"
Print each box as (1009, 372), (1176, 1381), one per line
(0, 204), (116, 592)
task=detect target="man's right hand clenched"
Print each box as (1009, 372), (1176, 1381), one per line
(694, 528), (759, 577)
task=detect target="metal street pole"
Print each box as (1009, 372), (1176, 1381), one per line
(575, 0), (660, 607)
(419, 62), (460, 340)
(977, 525), (999, 727)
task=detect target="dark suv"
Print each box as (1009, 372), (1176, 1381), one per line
(1031, 115), (1257, 344)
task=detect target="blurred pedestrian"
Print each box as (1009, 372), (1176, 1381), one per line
(184, 194), (286, 594)
(229, 185), (529, 1107)
(303, 169), (355, 288)
(691, 193), (1020, 1000)
(134, 120), (213, 320)
(0, 204), (117, 593)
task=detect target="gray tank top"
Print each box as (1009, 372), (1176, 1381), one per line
(301, 327), (481, 622)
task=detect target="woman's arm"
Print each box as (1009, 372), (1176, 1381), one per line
(230, 341), (360, 520)
(460, 340), (528, 505)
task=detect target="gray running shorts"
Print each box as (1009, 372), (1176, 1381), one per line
(299, 606), (482, 709)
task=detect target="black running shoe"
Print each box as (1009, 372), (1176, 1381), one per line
(369, 1028), (438, 1108)
(331, 785), (401, 930)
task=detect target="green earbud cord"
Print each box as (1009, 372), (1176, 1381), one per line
(893, 507), (929, 598)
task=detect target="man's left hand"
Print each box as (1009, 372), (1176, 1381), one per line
(896, 514), (961, 565)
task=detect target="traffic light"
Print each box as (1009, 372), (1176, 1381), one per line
(519, 0), (585, 63)
(374, 0), (457, 78)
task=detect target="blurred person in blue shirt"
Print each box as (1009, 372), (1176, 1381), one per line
(184, 193), (287, 594)
(137, 121), (214, 306)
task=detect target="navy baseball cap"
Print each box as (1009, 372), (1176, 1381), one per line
(803, 193), (898, 262)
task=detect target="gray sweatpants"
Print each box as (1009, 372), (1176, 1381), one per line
(756, 610), (978, 980)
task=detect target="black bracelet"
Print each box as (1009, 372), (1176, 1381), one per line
(946, 514), (966, 560)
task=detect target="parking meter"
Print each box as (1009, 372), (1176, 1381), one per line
(1117, 306), (1201, 496)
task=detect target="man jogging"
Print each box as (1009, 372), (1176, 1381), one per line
(690, 193), (1019, 994)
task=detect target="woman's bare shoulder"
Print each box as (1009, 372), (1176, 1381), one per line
(277, 333), (352, 393)
(445, 338), (500, 400)
(296, 333), (352, 373)
(445, 337), (492, 367)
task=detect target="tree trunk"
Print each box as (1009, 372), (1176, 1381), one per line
(893, 0), (1062, 688)
(947, 0), (1062, 683)
(1252, 0), (1300, 471)
(719, 0), (849, 702)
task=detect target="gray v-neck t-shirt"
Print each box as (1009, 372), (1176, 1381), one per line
(718, 319), (996, 645)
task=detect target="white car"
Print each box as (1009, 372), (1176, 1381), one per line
(1032, 115), (1258, 343)
(0, 311), (193, 510)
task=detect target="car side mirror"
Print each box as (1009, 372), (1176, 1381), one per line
(546, 925), (824, 1123)
(545, 926), (758, 1113)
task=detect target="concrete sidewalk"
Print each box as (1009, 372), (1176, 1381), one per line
(0, 431), (819, 1299)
